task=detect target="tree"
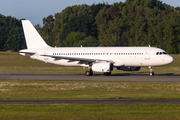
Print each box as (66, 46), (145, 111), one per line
(0, 15), (25, 51)
(41, 15), (55, 46)
(64, 31), (86, 47)
(78, 36), (98, 47)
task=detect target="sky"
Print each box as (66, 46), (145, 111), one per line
(0, 0), (180, 25)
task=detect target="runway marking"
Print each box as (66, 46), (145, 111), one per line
(0, 99), (180, 104)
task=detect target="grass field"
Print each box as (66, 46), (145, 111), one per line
(0, 104), (180, 120)
(0, 52), (180, 120)
(0, 52), (179, 75)
(1, 80), (180, 100)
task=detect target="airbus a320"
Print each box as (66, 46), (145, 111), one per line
(19, 20), (174, 76)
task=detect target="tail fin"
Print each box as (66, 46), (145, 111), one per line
(21, 20), (51, 49)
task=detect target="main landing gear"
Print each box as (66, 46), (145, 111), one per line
(85, 70), (93, 76)
(85, 71), (112, 76)
(149, 66), (154, 76)
(85, 66), (93, 76)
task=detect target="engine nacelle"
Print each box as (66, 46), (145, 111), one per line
(92, 62), (114, 72)
(117, 66), (141, 71)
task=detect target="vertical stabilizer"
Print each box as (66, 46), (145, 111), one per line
(22, 20), (51, 49)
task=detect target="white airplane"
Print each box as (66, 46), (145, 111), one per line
(19, 20), (174, 76)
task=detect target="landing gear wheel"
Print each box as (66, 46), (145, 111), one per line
(104, 72), (111, 76)
(150, 72), (154, 76)
(85, 71), (93, 76)
(149, 66), (154, 76)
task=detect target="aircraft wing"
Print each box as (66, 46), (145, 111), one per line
(42, 55), (113, 64)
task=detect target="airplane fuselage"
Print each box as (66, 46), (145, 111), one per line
(20, 47), (173, 67)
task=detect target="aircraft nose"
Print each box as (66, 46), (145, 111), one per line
(167, 55), (174, 64)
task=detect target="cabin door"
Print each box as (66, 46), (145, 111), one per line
(145, 49), (151, 60)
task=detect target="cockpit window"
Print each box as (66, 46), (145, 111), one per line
(156, 52), (167, 55)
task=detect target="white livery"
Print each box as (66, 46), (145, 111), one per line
(19, 20), (174, 76)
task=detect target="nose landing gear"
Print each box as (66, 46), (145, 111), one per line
(149, 66), (154, 76)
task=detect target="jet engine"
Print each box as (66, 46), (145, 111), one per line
(117, 66), (141, 71)
(92, 62), (114, 72)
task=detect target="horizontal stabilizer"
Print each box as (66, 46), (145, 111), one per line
(19, 49), (36, 54)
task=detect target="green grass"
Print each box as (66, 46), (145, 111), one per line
(0, 104), (180, 120)
(0, 52), (180, 119)
(1, 80), (180, 100)
(0, 52), (179, 74)
(0, 52), (86, 73)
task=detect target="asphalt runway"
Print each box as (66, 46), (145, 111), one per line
(0, 73), (180, 82)
(1, 73), (180, 104)
(0, 99), (180, 104)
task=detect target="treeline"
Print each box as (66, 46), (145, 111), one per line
(1, 0), (180, 54)
(0, 15), (25, 51)
(36, 3), (107, 47)
(38, 0), (180, 54)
